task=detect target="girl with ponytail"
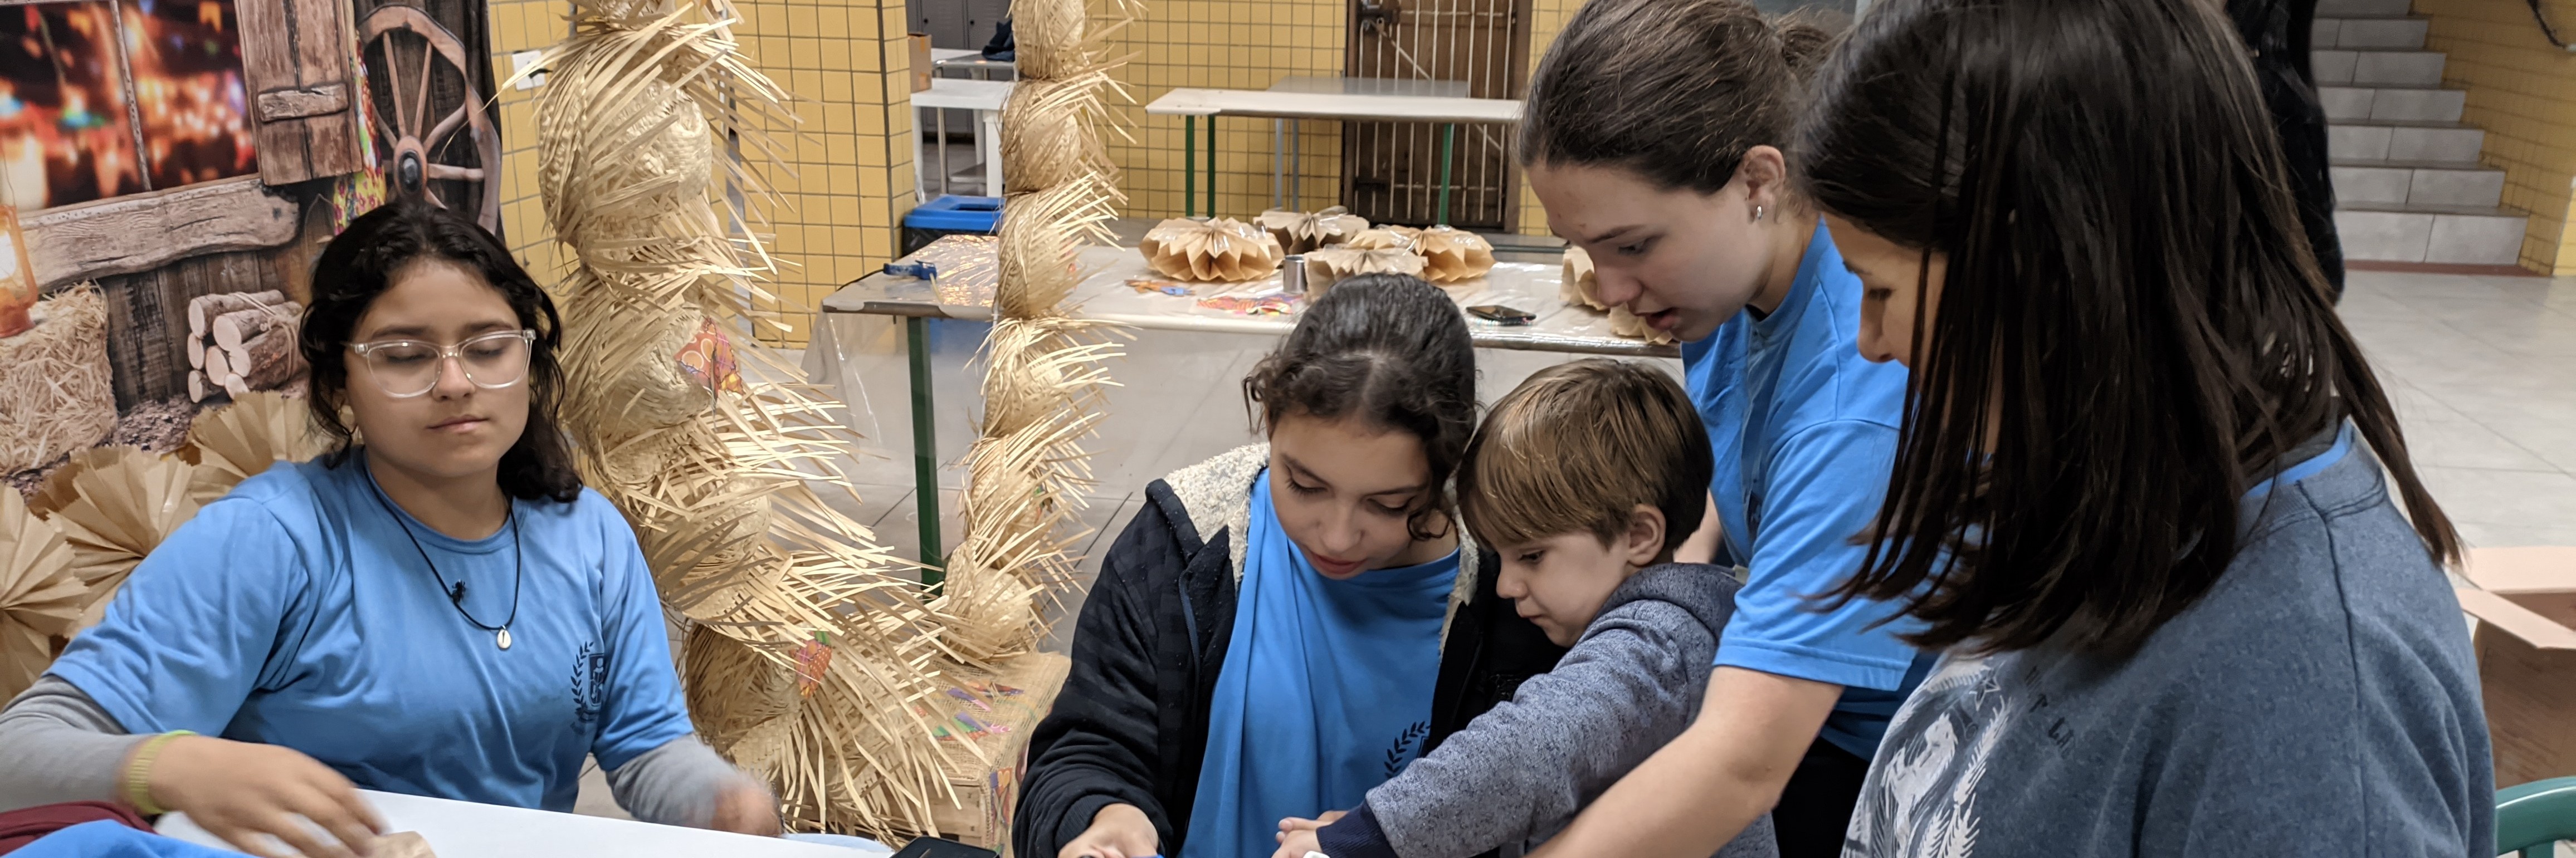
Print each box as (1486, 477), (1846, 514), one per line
(1514, 1), (1933, 856)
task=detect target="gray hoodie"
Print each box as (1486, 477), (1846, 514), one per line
(1315, 562), (1779, 858)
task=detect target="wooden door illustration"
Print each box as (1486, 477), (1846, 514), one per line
(1342, 0), (1528, 231)
(354, 0), (501, 234)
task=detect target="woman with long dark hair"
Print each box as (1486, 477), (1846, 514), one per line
(1509, 1), (1934, 855)
(0, 199), (778, 856)
(1800, 0), (2489, 852)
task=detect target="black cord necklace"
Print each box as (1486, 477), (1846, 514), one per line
(363, 460), (524, 650)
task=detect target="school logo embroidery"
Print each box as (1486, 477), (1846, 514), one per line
(1382, 720), (1431, 779)
(1843, 656), (2014, 858)
(571, 641), (609, 729)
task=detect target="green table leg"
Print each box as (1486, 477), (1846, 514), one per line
(906, 315), (944, 587)
(1206, 116), (1219, 218)
(1436, 122), (1456, 227)
(1184, 116), (1197, 218)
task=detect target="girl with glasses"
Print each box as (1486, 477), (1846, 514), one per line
(0, 199), (779, 856)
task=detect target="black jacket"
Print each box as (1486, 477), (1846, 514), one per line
(2230, 0), (2344, 296)
(1014, 447), (1567, 858)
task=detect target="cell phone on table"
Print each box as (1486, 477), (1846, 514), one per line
(1467, 304), (1535, 325)
(891, 836), (1000, 858)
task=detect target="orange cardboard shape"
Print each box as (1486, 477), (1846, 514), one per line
(2457, 546), (2576, 788)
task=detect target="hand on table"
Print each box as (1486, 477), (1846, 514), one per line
(1271, 810), (1346, 858)
(146, 735), (386, 858)
(1059, 802), (1158, 858)
(708, 779), (783, 836)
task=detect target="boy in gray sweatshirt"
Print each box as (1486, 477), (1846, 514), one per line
(1274, 359), (1778, 858)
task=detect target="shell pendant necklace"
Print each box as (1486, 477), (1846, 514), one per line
(364, 462), (524, 650)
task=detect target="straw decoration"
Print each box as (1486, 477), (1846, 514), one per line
(516, 0), (979, 837)
(0, 489), (79, 700)
(915, 0), (1138, 666)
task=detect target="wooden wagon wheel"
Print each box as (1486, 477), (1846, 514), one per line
(360, 4), (501, 233)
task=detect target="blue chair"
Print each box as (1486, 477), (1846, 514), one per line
(2499, 777), (2576, 858)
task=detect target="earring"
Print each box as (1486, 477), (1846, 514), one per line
(1752, 204), (1765, 223)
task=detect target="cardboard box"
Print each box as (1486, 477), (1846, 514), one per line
(910, 34), (933, 93)
(2457, 547), (2576, 788)
(922, 651), (1070, 856)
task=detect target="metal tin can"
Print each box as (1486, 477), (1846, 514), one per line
(1280, 254), (1307, 297)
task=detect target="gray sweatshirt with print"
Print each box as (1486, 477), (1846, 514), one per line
(1315, 562), (1779, 858)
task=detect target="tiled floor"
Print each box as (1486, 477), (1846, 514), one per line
(2339, 268), (2576, 547)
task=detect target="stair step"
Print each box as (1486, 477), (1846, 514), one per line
(2334, 203), (2528, 265)
(2312, 49), (2447, 87)
(2329, 121), (2487, 162)
(2331, 160), (2506, 208)
(2315, 16), (2430, 50)
(2321, 84), (2465, 123)
(2316, 0), (2412, 17)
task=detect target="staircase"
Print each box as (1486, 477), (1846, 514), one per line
(2314, 0), (2529, 267)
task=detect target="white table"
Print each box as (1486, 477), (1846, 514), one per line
(912, 78), (1013, 200)
(930, 47), (1014, 77)
(1143, 84), (1523, 223)
(156, 789), (874, 857)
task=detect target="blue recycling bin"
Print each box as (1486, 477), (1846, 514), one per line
(901, 195), (1001, 257)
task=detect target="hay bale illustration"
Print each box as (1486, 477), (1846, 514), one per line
(0, 286), (114, 474)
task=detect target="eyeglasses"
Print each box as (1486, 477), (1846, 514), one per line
(348, 330), (538, 398)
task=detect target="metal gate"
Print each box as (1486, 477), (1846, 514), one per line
(1343, 0), (1529, 231)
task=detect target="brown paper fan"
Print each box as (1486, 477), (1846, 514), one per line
(1302, 244), (1427, 298)
(41, 447), (201, 629)
(1610, 303), (1676, 345)
(1139, 218), (1284, 282)
(184, 390), (324, 506)
(0, 488), (81, 700)
(1343, 228), (1413, 251)
(1255, 207), (1370, 254)
(1560, 246), (1606, 310)
(1414, 225), (1496, 284)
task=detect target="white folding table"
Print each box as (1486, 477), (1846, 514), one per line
(912, 77), (1012, 199)
(1143, 82), (1523, 224)
(931, 47), (1014, 79)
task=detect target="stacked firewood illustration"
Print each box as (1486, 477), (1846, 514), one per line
(184, 291), (308, 401)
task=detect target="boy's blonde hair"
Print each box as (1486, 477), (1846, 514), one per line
(1458, 359), (1713, 555)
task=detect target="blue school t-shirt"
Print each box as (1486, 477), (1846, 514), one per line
(1681, 218), (1934, 759)
(46, 457), (695, 812)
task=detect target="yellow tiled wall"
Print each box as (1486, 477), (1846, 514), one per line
(1105, 0), (1346, 220)
(733, 0), (919, 345)
(488, 0), (567, 277)
(2416, 0), (2576, 273)
(487, 0), (918, 346)
(1514, 0), (1581, 236)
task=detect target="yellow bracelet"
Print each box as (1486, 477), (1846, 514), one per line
(123, 730), (195, 816)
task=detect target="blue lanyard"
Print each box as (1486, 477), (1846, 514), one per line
(2242, 421), (2355, 501)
